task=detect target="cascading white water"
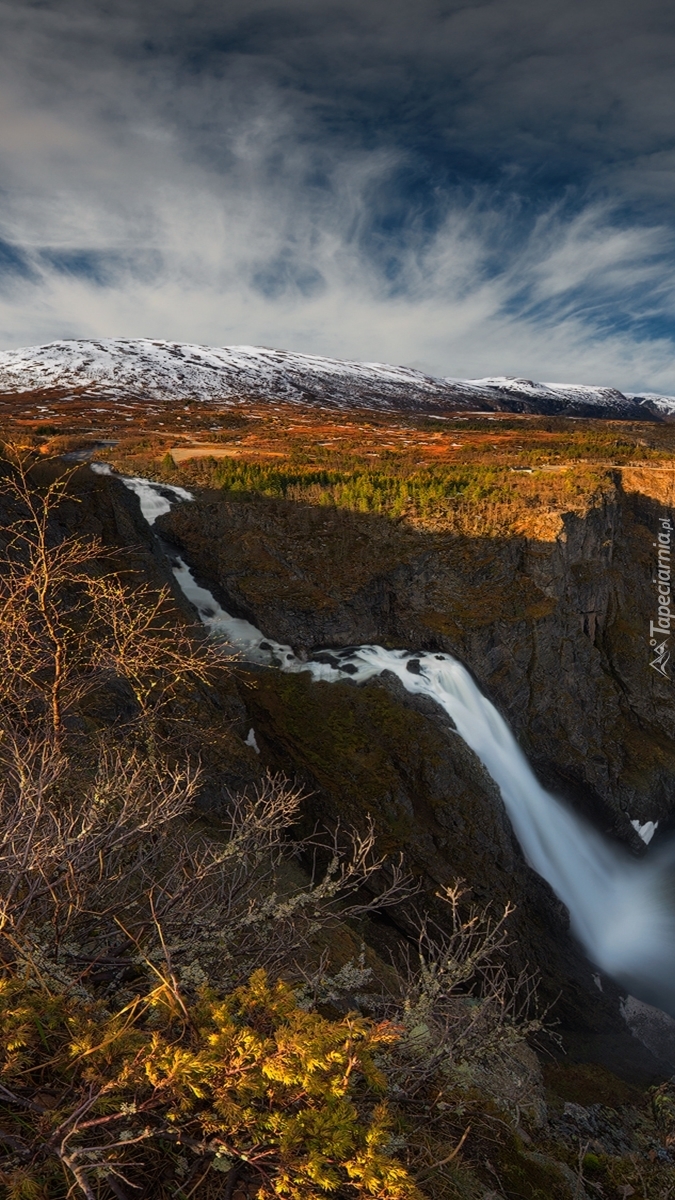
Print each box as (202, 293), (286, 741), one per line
(96, 466), (675, 1016)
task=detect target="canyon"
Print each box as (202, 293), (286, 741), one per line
(4, 341), (675, 1196)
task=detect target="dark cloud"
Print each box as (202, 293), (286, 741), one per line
(1, 0), (675, 387)
(104, 0), (675, 203)
(7, 1), (675, 187)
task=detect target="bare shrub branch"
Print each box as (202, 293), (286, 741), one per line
(90, 574), (227, 722)
(388, 884), (545, 1099)
(0, 452), (412, 1003)
(0, 734), (200, 955)
(113, 779), (413, 997)
(0, 447), (104, 733)
(0, 444), (228, 748)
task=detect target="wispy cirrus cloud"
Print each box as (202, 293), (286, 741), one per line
(1, 0), (675, 390)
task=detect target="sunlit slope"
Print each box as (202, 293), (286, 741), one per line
(0, 336), (670, 418)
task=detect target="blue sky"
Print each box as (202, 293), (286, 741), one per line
(2, 0), (675, 389)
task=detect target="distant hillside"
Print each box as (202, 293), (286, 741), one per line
(0, 337), (672, 419)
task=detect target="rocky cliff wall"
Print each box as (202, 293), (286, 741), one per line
(157, 476), (675, 841)
(34, 464), (668, 1074)
(148, 477), (675, 1073)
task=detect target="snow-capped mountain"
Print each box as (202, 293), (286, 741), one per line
(0, 337), (670, 419)
(626, 391), (675, 418)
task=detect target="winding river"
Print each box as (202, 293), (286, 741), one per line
(94, 465), (675, 1018)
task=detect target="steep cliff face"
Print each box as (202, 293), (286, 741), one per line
(149, 475), (675, 1072)
(32, 463), (665, 1069)
(157, 475), (675, 840)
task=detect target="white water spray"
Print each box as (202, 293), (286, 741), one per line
(98, 468), (675, 1015)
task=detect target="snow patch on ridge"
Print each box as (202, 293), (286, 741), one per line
(0, 338), (452, 409)
(464, 375), (632, 412)
(627, 392), (675, 417)
(0, 337), (666, 418)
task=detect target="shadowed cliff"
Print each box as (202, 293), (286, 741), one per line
(149, 477), (675, 1076)
(157, 476), (675, 840)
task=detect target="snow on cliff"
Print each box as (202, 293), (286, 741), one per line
(626, 392), (675, 418)
(0, 337), (664, 419)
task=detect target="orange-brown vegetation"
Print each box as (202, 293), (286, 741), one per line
(6, 395), (670, 541)
(0, 415), (642, 569)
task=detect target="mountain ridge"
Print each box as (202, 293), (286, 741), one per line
(0, 337), (673, 420)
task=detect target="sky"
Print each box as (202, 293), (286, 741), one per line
(2, 0), (675, 389)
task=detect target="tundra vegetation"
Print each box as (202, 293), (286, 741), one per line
(1, 438), (675, 1199)
(72, 405), (675, 540)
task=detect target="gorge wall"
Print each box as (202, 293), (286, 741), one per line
(158, 474), (675, 838)
(140, 471), (674, 1074)
(36, 461), (675, 1076)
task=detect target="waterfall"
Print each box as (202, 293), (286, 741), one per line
(94, 465), (675, 1017)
